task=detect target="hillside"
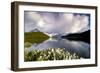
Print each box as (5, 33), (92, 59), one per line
(24, 32), (50, 44)
(62, 30), (90, 43)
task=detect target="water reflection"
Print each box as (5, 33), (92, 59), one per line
(26, 38), (90, 59)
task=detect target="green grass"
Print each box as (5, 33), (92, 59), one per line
(24, 42), (32, 48)
(24, 32), (49, 44)
(24, 48), (81, 61)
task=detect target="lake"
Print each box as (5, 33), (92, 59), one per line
(25, 38), (90, 59)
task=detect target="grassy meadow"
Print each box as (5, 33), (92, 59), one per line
(24, 48), (80, 61)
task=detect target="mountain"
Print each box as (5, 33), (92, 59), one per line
(52, 34), (62, 39)
(30, 28), (40, 32)
(62, 30), (90, 43)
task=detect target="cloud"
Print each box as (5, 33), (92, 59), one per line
(24, 11), (42, 32)
(24, 11), (90, 34)
(69, 14), (90, 33)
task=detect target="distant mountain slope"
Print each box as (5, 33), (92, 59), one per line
(30, 28), (40, 32)
(62, 30), (90, 43)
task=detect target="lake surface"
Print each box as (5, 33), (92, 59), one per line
(25, 38), (90, 59)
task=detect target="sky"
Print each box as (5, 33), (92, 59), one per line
(24, 11), (90, 34)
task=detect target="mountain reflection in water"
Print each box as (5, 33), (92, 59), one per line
(25, 38), (90, 59)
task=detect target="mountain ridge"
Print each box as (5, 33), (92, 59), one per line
(62, 30), (90, 43)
